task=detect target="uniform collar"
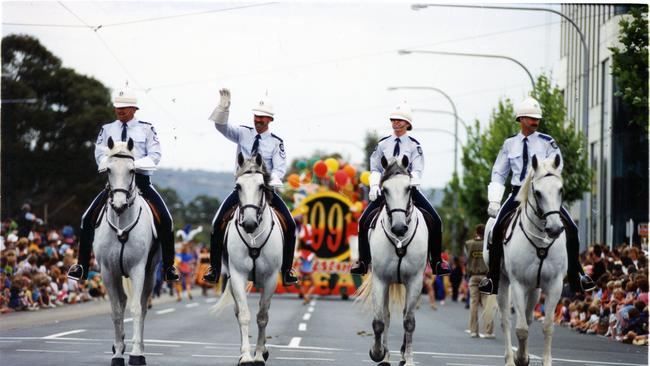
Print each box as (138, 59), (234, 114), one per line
(518, 131), (536, 141)
(255, 129), (272, 138)
(392, 133), (408, 142)
(119, 118), (138, 126)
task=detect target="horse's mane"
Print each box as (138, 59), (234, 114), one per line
(236, 156), (272, 189)
(516, 157), (563, 208)
(380, 158), (410, 185)
(107, 142), (134, 158)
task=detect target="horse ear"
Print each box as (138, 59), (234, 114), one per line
(401, 155), (409, 169)
(381, 155), (388, 169)
(107, 136), (114, 150)
(237, 152), (245, 167)
(255, 153), (263, 167)
(531, 154), (538, 171)
(554, 154), (561, 169)
(127, 137), (134, 151)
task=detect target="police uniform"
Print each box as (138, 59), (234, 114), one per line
(204, 95), (297, 285)
(483, 131), (590, 294)
(73, 118), (178, 280)
(355, 134), (447, 274)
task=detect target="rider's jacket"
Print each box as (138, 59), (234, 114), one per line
(370, 134), (424, 178)
(95, 118), (161, 176)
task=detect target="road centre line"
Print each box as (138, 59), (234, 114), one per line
(287, 337), (301, 348)
(276, 357), (335, 361)
(302, 313), (311, 320)
(43, 329), (86, 339)
(45, 341), (102, 345)
(278, 349), (333, 354)
(308, 306), (315, 312)
(186, 303), (199, 308)
(298, 323), (307, 331)
(192, 354), (239, 358)
(156, 308), (175, 315)
(103, 351), (163, 356)
(17, 349), (80, 353)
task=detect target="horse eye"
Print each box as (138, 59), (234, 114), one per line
(535, 190), (542, 198)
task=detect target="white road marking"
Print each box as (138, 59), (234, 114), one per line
(302, 313), (311, 321)
(192, 354), (239, 358)
(205, 298), (217, 303)
(17, 349), (80, 353)
(186, 302), (199, 308)
(124, 317), (133, 323)
(309, 300), (316, 306)
(278, 349), (333, 354)
(143, 343), (180, 348)
(42, 329), (86, 339)
(308, 306), (315, 312)
(276, 357), (335, 361)
(446, 364), (493, 366)
(287, 337), (301, 348)
(103, 352), (163, 356)
(46, 341), (102, 345)
(156, 308), (175, 315)
(298, 323), (307, 331)
(0, 340), (19, 343)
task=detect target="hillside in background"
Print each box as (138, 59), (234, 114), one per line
(154, 169), (234, 203)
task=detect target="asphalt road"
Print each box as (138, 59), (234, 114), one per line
(0, 288), (647, 366)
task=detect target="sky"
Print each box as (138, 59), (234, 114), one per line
(2, 1), (563, 188)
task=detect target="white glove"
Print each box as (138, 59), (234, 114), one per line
(97, 156), (109, 173)
(487, 201), (501, 218)
(134, 156), (157, 171)
(208, 88), (231, 124)
(487, 182), (505, 203)
(369, 185), (381, 201)
(410, 173), (421, 187)
(269, 173), (283, 187)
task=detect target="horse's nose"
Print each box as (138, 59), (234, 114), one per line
(545, 226), (564, 239)
(242, 220), (258, 234)
(112, 203), (127, 215)
(392, 223), (408, 237)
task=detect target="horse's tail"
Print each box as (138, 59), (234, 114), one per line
(122, 277), (135, 312)
(210, 279), (253, 316)
(353, 276), (406, 312)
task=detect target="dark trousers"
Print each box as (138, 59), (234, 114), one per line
(209, 190), (296, 273)
(486, 186), (584, 289)
(77, 174), (176, 270)
(357, 188), (443, 266)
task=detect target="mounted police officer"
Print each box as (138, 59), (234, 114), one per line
(478, 96), (596, 295)
(350, 101), (451, 277)
(68, 87), (181, 282)
(202, 88), (298, 286)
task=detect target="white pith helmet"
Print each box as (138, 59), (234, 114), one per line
(515, 97), (542, 121)
(112, 87), (139, 109)
(252, 94), (274, 119)
(390, 101), (413, 130)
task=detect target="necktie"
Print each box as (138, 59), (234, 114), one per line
(121, 123), (127, 142)
(251, 134), (261, 155)
(519, 137), (529, 181)
(393, 138), (401, 157)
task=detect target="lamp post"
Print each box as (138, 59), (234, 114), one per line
(398, 49), (535, 90)
(413, 108), (469, 137)
(411, 2), (591, 250)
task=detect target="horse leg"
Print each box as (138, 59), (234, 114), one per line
(230, 273), (254, 365)
(497, 276), (515, 366)
(541, 278), (562, 366)
(253, 276), (276, 365)
(369, 277), (388, 364)
(511, 283), (530, 366)
(103, 272), (127, 366)
(129, 270), (147, 365)
(401, 278), (422, 366)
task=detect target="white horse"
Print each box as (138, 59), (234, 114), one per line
(484, 154), (567, 366)
(94, 137), (160, 366)
(213, 153), (283, 366)
(355, 156), (428, 366)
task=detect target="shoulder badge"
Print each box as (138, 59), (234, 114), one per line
(550, 140), (558, 149)
(138, 121), (152, 125)
(378, 135), (391, 142)
(271, 133), (284, 143)
(538, 133), (553, 141)
(279, 142), (286, 158)
(239, 125), (253, 130)
(96, 127), (104, 144)
(417, 146), (423, 155)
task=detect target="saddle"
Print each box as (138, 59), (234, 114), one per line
(492, 208), (519, 246)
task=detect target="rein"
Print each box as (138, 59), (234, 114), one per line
(107, 153), (137, 210)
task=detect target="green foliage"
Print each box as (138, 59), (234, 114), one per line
(609, 5), (649, 130)
(184, 195), (221, 224)
(363, 130), (379, 170)
(1, 34), (114, 224)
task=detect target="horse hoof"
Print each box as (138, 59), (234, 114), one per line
(514, 356), (529, 366)
(369, 348), (386, 363)
(263, 350), (269, 361)
(399, 361), (407, 366)
(251, 362), (265, 366)
(378, 362), (391, 366)
(128, 355), (146, 365)
(111, 358), (125, 366)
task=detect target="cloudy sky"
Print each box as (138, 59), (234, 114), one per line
(2, 1), (562, 188)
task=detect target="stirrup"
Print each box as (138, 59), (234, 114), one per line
(580, 274), (596, 292)
(202, 267), (220, 283)
(478, 278), (497, 295)
(350, 260), (368, 275)
(164, 266), (181, 282)
(434, 261), (451, 276)
(282, 269), (298, 286)
(67, 264), (86, 281)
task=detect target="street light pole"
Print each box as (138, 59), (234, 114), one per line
(413, 108), (469, 137)
(412, 2), (591, 249)
(398, 49), (535, 90)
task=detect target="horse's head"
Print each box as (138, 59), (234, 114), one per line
(103, 137), (137, 215)
(518, 154), (564, 238)
(235, 152), (272, 233)
(380, 155), (413, 237)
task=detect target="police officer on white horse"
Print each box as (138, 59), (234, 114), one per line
(478, 96), (595, 295)
(202, 88), (298, 286)
(350, 101), (452, 277)
(68, 87), (181, 282)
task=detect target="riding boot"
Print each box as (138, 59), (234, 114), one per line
(161, 229), (180, 282)
(420, 210), (451, 276)
(350, 218), (371, 275)
(69, 190), (108, 282)
(281, 230), (298, 286)
(563, 217), (595, 293)
(203, 229), (224, 283)
(479, 227), (503, 295)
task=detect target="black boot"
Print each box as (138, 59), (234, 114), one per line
(282, 268), (298, 286)
(164, 266), (180, 282)
(580, 274), (596, 292)
(478, 277), (497, 295)
(434, 261), (451, 276)
(350, 260), (368, 275)
(202, 266), (220, 283)
(67, 264), (87, 282)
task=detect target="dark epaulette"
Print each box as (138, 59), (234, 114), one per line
(138, 121), (152, 125)
(239, 125), (253, 130)
(271, 133), (283, 142)
(378, 135), (391, 142)
(408, 136), (421, 145)
(538, 132), (553, 141)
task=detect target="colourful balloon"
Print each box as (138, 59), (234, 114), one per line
(360, 171), (371, 186)
(324, 158), (339, 173)
(334, 169), (349, 186)
(296, 160), (307, 170)
(343, 164), (357, 178)
(287, 173), (300, 188)
(313, 160), (328, 178)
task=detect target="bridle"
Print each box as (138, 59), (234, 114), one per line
(382, 176), (415, 226)
(235, 172), (270, 227)
(106, 153), (137, 213)
(524, 173), (562, 231)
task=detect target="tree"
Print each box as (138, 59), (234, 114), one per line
(1, 34), (114, 224)
(363, 130), (380, 170)
(450, 74), (590, 236)
(154, 185), (185, 226)
(609, 5), (648, 130)
(184, 195), (221, 225)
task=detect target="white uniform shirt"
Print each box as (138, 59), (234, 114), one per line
(95, 118), (161, 176)
(491, 131), (562, 186)
(370, 134), (424, 178)
(215, 123), (287, 179)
